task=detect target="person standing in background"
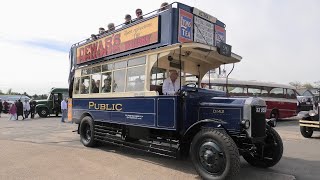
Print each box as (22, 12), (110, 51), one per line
(3, 100), (9, 113)
(23, 100), (30, 119)
(29, 99), (37, 119)
(16, 100), (24, 120)
(9, 103), (17, 120)
(0, 99), (3, 117)
(60, 98), (68, 123)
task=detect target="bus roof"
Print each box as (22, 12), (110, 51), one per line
(50, 88), (68, 94)
(69, 2), (241, 69)
(201, 78), (296, 90)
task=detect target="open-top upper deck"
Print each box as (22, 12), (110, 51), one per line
(70, 2), (242, 68)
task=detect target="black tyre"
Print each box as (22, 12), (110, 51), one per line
(80, 116), (96, 147)
(243, 127), (283, 168)
(38, 108), (48, 118)
(190, 129), (240, 180)
(300, 126), (313, 138)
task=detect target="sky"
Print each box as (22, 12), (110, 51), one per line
(0, 0), (319, 95)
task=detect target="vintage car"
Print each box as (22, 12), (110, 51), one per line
(299, 105), (320, 138)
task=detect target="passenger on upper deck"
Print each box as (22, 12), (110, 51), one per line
(159, 2), (170, 12)
(162, 70), (180, 95)
(98, 27), (106, 35)
(91, 27), (106, 40)
(135, 9), (143, 20)
(107, 23), (115, 33)
(124, 14), (132, 25)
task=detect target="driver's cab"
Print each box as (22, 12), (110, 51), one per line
(48, 90), (69, 115)
(148, 47), (213, 96)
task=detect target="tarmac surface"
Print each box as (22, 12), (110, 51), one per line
(0, 113), (318, 180)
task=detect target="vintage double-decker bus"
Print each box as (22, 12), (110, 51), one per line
(68, 2), (283, 179)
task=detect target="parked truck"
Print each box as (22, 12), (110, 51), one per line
(36, 88), (68, 117)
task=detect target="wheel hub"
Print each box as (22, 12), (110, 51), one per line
(84, 124), (91, 141)
(199, 141), (225, 174)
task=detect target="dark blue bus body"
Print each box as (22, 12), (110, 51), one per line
(72, 88), (245, 135)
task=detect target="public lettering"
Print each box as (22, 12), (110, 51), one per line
(88, 101), (123, 111)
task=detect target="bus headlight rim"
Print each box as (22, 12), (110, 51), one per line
(241, 119), (250, 129)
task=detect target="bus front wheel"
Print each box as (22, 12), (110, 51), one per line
(80, 116), (96, 147)
(243, 127), (283, 168)
(190, 129), (240, 180)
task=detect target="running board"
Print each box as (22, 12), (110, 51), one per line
(94, 133), (178, 158)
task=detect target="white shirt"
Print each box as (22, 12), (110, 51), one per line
(23, 102), (30, 111)
(162, 78), (180, 95)
(61, 100), (68, 110)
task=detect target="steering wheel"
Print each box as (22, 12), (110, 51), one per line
(185, 83), (197, 88)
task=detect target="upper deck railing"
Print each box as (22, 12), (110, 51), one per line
(70, 2), (229, 66)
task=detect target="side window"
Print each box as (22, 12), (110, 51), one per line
(113, 69), (126, 92)
(270, 88), (284, 98)
(229, 87), (246, 96)
(126, 66), (145, 91)
(248, 87), (261, 96)
(261, 87), (269, 97)
(74, 78), (80, 94)
(80, 76), (90, 94)
(101, 72), (112, 93)
(113, 61), (127, 92)
(211, 85), (224, 91)
(261, 89), (268, 97)
(62, 93), (69, 100)
(287, 89), (296, 99)
(151, 67), (166, 86)
(90, 74), (101, 94)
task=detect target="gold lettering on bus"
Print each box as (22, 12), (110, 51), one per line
(88, 102), (123, 111)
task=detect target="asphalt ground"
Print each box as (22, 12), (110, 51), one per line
(1, 113), (319, 180)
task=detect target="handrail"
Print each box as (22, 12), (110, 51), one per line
(71, 2), (180, 48)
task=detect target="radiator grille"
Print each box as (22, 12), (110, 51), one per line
(251, 106), (266, 138)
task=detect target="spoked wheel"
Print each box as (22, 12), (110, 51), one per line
(190, 129), (240, 180)
(243, 127), (283, 168)
(38, 108), (48, 118)
(80, 116), (96, 147)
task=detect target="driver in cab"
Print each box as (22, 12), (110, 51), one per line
(162, 70), (180, 95)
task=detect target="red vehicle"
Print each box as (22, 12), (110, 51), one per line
(201, 78), (299, 120)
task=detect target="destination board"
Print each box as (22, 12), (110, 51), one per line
(194, 16), (214, 46)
